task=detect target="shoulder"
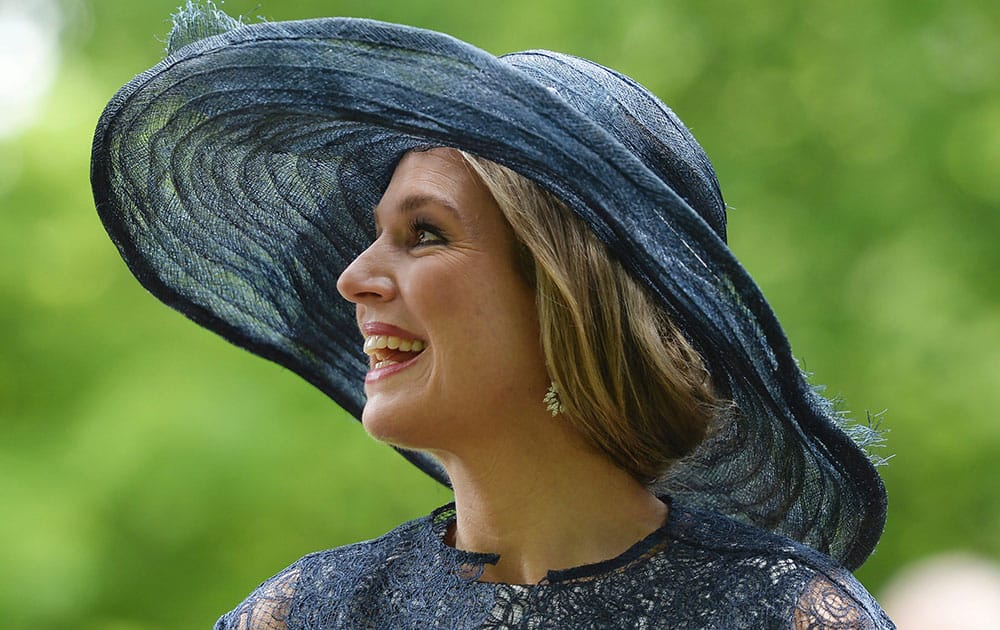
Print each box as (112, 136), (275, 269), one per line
(214, 565), (300, 630)
(665, 501), (894, 629)
(793, 572), (894, 629)
(214, 514), (433, 630)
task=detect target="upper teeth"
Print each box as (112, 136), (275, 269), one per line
(363, 335), (425, 356)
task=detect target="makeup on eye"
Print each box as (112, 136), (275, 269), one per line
(411, 216), (448, 246)
(372, 199), (455, 246)
(367, 217), (449, 246)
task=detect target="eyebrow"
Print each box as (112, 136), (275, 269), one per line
(374, 193), (461, 229)
(400, 194), (460, 219)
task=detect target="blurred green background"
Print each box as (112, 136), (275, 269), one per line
(1, 0), (997, 627)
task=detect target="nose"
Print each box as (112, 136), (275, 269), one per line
(336, 241), (397, 304)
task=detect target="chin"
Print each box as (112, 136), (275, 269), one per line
(361, 406), (439, 451)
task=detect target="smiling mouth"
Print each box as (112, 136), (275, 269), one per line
(363, 334), (426, 370)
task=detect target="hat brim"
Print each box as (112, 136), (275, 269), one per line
(92, 17), (885, 569)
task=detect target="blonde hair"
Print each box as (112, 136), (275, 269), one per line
(460, 151), (722, 483)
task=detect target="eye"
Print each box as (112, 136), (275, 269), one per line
(412, 219), (447, 246)
(416, 228), (444, 244)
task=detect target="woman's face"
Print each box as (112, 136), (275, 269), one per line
(336, 148), (550, 453)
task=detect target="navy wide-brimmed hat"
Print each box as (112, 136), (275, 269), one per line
(91, 3), (887, 569)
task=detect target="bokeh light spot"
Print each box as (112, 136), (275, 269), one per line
(0, 0), (62, 139)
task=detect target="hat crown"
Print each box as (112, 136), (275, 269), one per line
(502, 51), (727, 242)
(167, 1), (244, 54)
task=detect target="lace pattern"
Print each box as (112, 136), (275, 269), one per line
(215, 568), (299, 630)
(793, 572), (891, 629)
(215, 501), (893, 629)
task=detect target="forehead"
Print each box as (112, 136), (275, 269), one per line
(374, 148), (496, 226)
(389, 148), (472, 191)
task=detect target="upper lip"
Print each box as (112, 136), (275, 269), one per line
(360, 321), (425, 341)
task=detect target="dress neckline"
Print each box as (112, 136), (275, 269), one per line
(427, 496), (675, 586)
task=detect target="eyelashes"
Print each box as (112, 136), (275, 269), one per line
(369, 214), (451, 247)
(410, 216), (449, 246)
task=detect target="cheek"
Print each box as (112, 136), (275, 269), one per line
(406, 258), (486, 324)
(473, 275), (546, 381)
(407, 254), (545, 382)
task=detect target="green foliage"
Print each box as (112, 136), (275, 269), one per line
(1, 0), (997, 627)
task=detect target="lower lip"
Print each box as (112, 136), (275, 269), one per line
(365, 352), (423, 383)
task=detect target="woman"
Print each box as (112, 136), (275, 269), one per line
(92, 3), (893, 628)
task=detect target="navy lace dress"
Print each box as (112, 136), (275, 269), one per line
(215, 500), (893, 629)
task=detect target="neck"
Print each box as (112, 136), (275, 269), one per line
(431, 417), (668, 585)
